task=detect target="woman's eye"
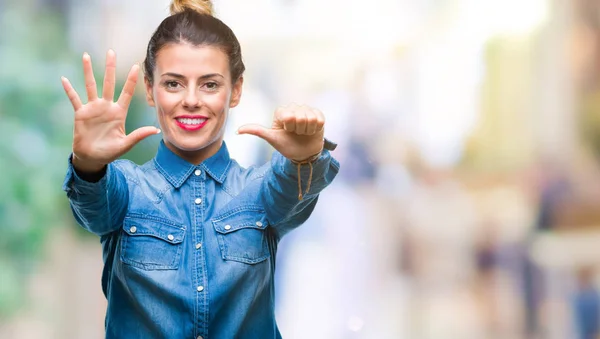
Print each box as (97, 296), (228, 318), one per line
(204, 82), (219, 91)
(165, 81), (180, 89)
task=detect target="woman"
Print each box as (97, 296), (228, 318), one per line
(60, 1), (339, 338)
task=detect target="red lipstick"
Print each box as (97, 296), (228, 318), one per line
(175, 115), (208, 131)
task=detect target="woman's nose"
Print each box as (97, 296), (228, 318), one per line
(182, 88), (201, 109)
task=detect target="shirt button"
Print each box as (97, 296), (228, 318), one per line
(194, 169), (201, 176)
(129, 226), (137, 234)
(195, 243), (202, 249)
(167, 234), (174, 241)
(195, 198), (202, 205)
(256, 221), (263, 227)
(224, 225), (232, 230)
(197, 286), (204, 292)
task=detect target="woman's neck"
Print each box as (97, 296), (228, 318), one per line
(164, 139), (222, 165)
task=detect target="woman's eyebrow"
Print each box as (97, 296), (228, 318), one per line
(161, 72), (225, 80)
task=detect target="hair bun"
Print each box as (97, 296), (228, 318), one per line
(170, 0), (214, 16)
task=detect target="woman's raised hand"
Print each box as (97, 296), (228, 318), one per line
(61, 50), (160, 173)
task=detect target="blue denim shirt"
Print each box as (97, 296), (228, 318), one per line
(62, 140), (339, 339)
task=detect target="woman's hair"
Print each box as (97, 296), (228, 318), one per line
(144, 0), (245, 84)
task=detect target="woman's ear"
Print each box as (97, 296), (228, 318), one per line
(229, 77), (244, 108)
(144, 77), (155, 107)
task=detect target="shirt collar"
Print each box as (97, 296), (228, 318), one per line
(154, 140), (231, 188)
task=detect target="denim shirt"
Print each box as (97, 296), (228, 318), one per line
(62, 140), (339, 339)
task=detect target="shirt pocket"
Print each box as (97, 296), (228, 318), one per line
(212, 208), (270, 264)
(120, 215), (186, 270)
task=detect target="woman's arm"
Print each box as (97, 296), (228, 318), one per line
(259, 140), (339, 238)
(238, 104), (340, 238)
(60, 50), (159, 236)
(63, 157), (129, 236)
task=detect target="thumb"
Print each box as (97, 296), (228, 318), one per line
(123, 126), (161, 152)
(237, 124), (277, 144)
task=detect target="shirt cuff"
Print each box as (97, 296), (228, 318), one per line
(62, 153), (110, 196)
(279, 138), (339, 179)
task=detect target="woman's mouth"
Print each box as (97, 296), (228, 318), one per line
(175, 117), (208, 131)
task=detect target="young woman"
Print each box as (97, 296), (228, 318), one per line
(60, 0), (339, 338)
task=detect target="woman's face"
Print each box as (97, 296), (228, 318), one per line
(145, 43), (243, 164)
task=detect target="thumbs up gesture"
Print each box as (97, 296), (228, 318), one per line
(237, 104), (325, 162)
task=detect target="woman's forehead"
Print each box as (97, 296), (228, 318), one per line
(155, 43), (230, 77)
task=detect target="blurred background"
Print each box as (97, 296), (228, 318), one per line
(3, 0), (600, 338)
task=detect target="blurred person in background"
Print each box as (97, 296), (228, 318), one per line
(60, 0), (339, 338)
(523, 159), (572, 338)
(572, 267), (600, 339)
(473, 222), (502, 337)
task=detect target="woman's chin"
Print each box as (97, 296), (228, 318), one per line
(167, 137), (213, 153)
(174, 143), (207, 153)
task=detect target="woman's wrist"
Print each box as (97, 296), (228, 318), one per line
(72, 154), (105, 173)
(71, 154), (107, 182)
(290, 149), (322, 164)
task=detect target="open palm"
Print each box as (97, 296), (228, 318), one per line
(61, 50), (159, 172)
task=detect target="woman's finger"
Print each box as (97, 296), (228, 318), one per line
(281, 110), (296, 132)
(314, 109), (325, 132)
(102, 50), (117, 101)
(117, 64), (140, 109)
(82, 53), (98, 102)
(295, 109), (308, 135)
(305, 109), (318, 135)
(122, 126), (161, 154)
(61, 76), (83, 111)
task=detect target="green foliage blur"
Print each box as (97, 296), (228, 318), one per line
(0, 2), (159, 319)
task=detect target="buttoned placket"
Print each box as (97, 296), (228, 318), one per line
(191, 167), (209, 338)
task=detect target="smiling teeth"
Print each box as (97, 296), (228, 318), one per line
(177, 118), (206, 125)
